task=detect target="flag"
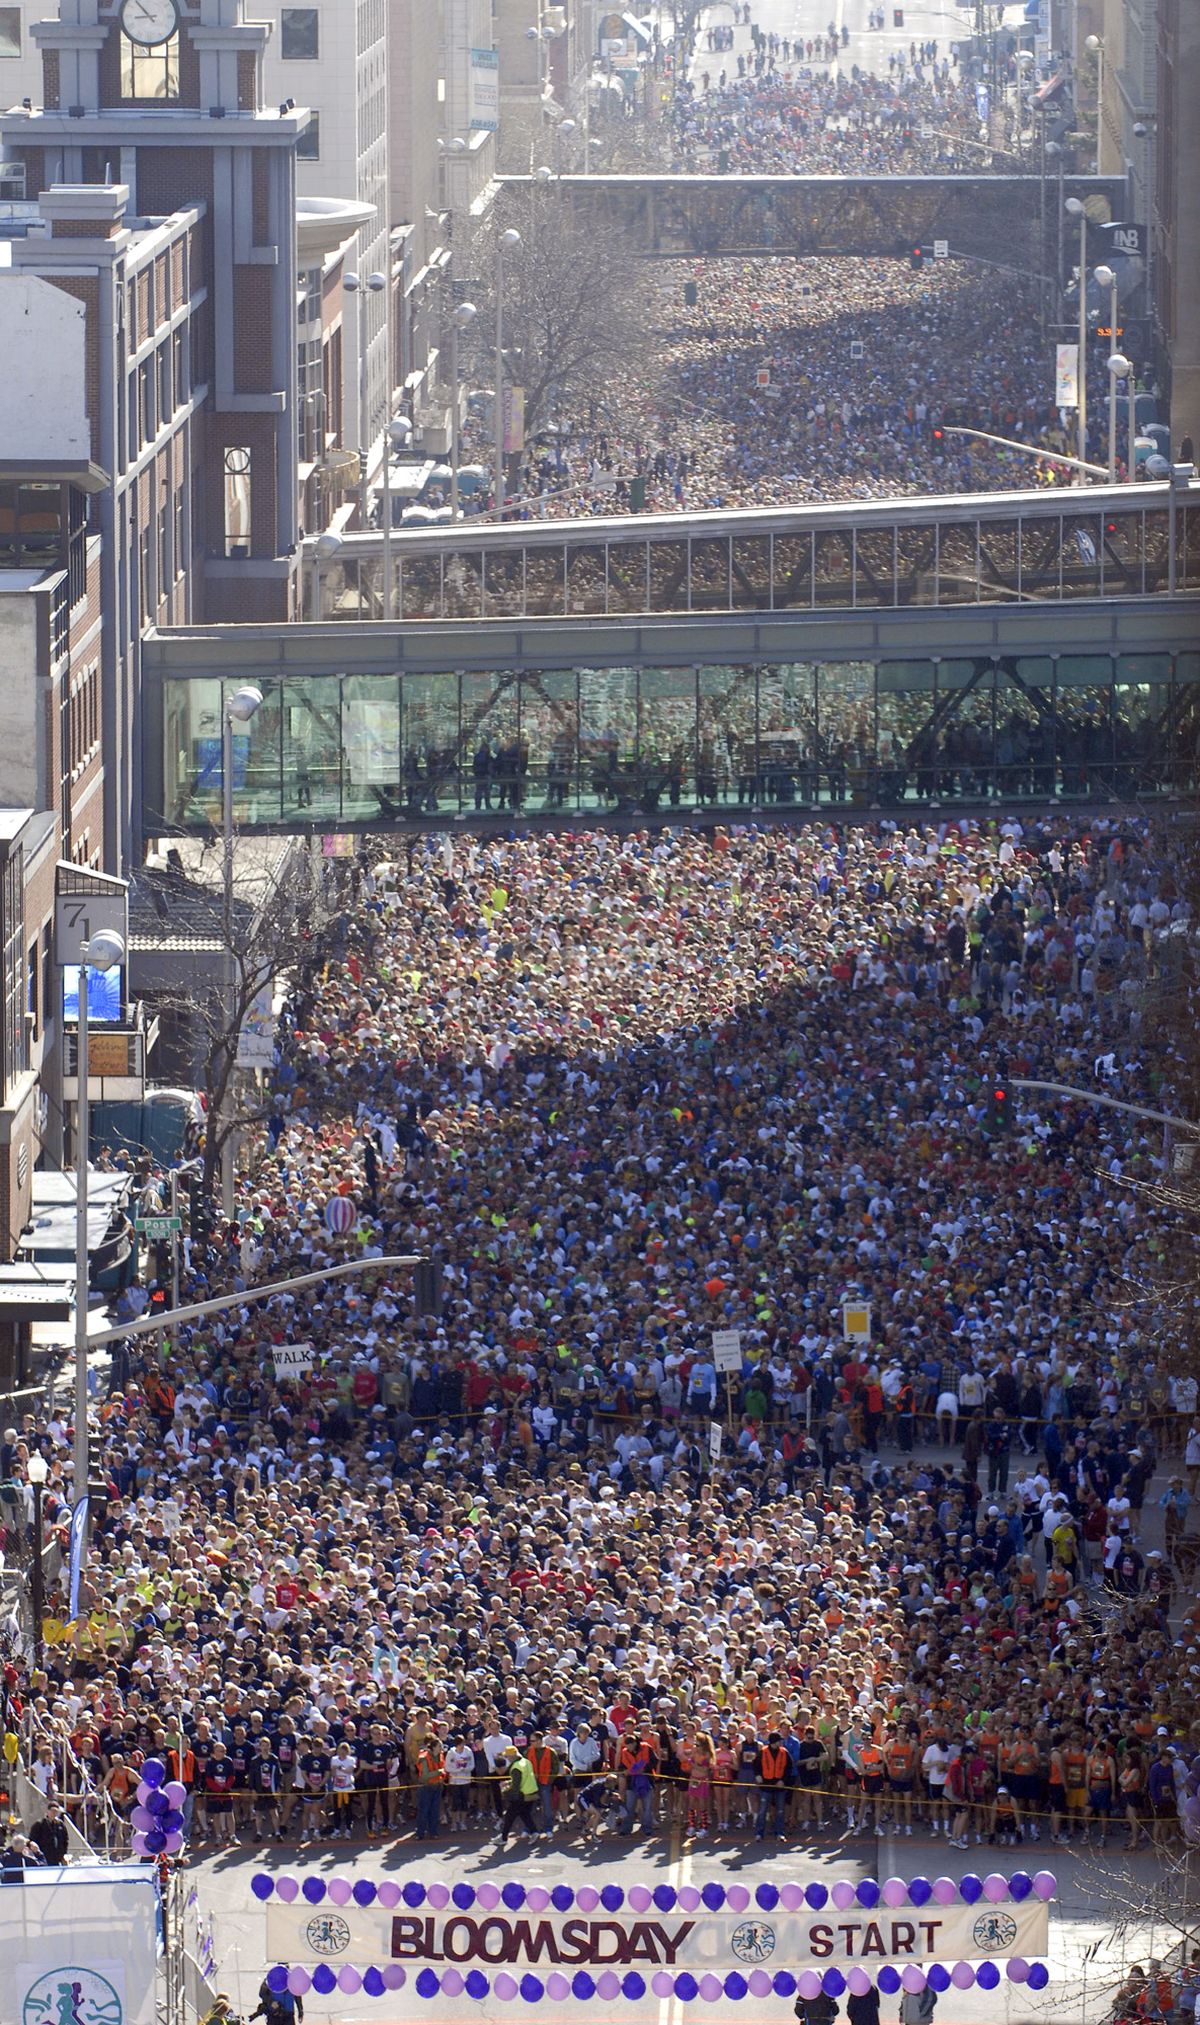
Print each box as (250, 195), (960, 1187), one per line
(67, 1496), (89, 1621)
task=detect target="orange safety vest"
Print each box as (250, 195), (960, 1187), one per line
(529, 1746), (555, 1786)
(760, 1747), (789, 1783)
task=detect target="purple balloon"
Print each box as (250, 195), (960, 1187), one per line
(131, 1831), (149, 1858)
(493, 1973), (518, 2001)
(1032, 1870), (1058, 1900)
(983, 1873), (1009, 1902)
(797, 1973), (822, 2001)
(958, 1873), (983, 1903)
(163, 1831), (184, 1853)
(337, 1968), (362, 1994)
(327, 1878), (352, 1907)
(145, 1789), (169, 1818)
(830, 1881), (857, 1911)
(1008, 1871), (1033, 1901)
(163, 1782), (186, 1808)
(131, 1806), (155, 1834)
(977, 1962), (1001, 1991)
(881, 1878), (908, 1907)
(1028, 1963), (1050, 1990)
(877, 1968), (901, 1996)
(901, 1967), (926, 1994)
(287, 1970), (311, 1997)
(950, 1963), (976, 1990)
(821, 1970), (846, 1998)
(145, 1829), (167, 1854)
(1007, 1959), (1030, 1984)
(931, 1876), (958, 1905)
(846, 1969), (872, 1998)
(276, 1877), (299, 1905)
(141, 1759), (166, 1789)
(160, 1810), (183, 1835)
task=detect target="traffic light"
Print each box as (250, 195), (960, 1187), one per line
(910, 245), (924, 271)
(187, 1175), (211, 1246)
(985, 1077), (1012, 1136)
(414, 1257), (442, 1318)
(930, 424), (945, 446)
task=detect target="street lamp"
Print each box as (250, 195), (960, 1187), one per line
(26, 1452), (47, 1674)
(72, 927), (125, 1505)
(1092, 261), (1126, 482)
(1085, 33), (1105, 171)
(495, 227), (522, 517)
(448, 300), (477, 520)
(1066, 197), (1089, 484)
(344, 270), (387, 527)
(314, 529), (342, 620)
(221, 685), (263, 1218)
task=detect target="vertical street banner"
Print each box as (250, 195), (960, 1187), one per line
(469, 49), (500, 132)
(1055, 343), (1079, 410)
(67, 1496), (89, 1622)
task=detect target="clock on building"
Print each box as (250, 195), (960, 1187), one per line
(119, 0), (179, 46)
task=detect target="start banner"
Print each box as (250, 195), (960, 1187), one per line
(257, 1871), (1055, 2012)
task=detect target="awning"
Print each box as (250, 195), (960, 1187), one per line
(0, 459), (111, 493)
(0, 1268), (73, 1319)
(24, 1169), (132, 1264)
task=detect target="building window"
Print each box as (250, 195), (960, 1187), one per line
(27, 939), (37, 1042)
(121, 29), (180, 101)
(1, 847), (26, 1098)
(296, 110), (320, 159)
(223, 446), (252, 557)
(281, 7), (319, 58)
(0, 9), (21, 57)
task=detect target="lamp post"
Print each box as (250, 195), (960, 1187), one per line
(345, 270), (387, 529)
(1092, 260), (1127, 482)
(221, 685), (263, 1219)
(27, 1452), (47, 1674)
(448, 300), (477, 520)
(494, 227), (521, 517)
(72, 927), (125, 1504)
(313, 529), (342, 620)
(1065, 197), (1089, 483)
(1085, 32), (1105, 171)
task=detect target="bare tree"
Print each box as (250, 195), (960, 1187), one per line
(143, 840), (341, 1200)
(479, 190), (650, 448)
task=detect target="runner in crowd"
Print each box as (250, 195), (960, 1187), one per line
(3, 814), (1197, 1859)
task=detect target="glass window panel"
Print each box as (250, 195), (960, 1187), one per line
(995, 657), (1055, 797)
(400, 554), (443, 620)
(731, 536), (772, 611)
(219, 677), (280, 825)
(815, 661), (874, 802)
(853, 528), (895, 609)
(281, 675), (343, 823)
(579, 667), (638, 808)
(442, 551), (482, 620)
(339, 675), (402, 823)
(876, 661), (934, 801)
(461, 672), (524, 813)
(1018, 514), (1062, 600)
(699, 665), (757, 808)
(606, 541), (649, 615)
(525, 545), (565, 617)
(1055, 663), (1112, 795)
(1170, 655), (1200, 792)
(896, 522), (937, 606)
(1100, 509), (1146, 595)
(689, 538), (730, 611)
(520, 670), (579, 813)
(813, 529), (853, 607)
(773, 531), (812, 609)
(483, 549), (525, 619)
(934, 659), (994, 800)
(1114, 657), (1171, 798)
(648, 541), (689, 613)
(1059, 514), (1103, 599)
(1182, 505), (1200, 590)
(400, 673), (461, 816)
(163, 676), (223, 829)
(936, 522), (978, 604)
(761, 664), (817, 805)
(977, 518), (1020, 602)
(1141, 509), (1168, 593)
(565, 542), (607, 616)
(639, 668), (696, 809)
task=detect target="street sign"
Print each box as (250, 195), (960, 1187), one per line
(755, 368), (771, 388)
(712, 1328), (743, 1372)
(709, 1422), (723, 1461)
(54, 865), (129, 968)
(135, 1215), (182, 1238)
(842, 1301), (872, 1343)
(933, 239), (949, 260)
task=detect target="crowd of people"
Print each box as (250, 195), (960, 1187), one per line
(1, 813), (1196, 1891)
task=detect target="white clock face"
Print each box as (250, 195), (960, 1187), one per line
(120, 0), (178, 46)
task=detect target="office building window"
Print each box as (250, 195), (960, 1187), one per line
(296, 110), (320, 158)
(0, 9), (21, 57)
(281, 8), (319, 58)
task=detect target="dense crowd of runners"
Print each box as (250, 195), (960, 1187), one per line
(3, 812), (1198, 1877)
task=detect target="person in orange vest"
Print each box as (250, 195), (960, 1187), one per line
(164, 1729), (197, 1839)
(859, 1734), (887, 1837)
(527, 1730), (560, 1836)
(755, 1731), (790, 1840)
(884, 1725), (917, 1835)
(415, 1731), (446, 1842)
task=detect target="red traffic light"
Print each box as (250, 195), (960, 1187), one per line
(993, 1086), (1006, 1102)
